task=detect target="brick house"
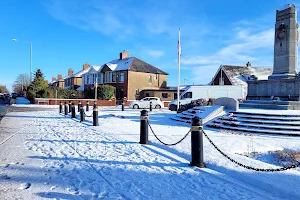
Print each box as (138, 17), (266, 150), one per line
(64, 63), (90, 90)
(83, 51), (168, 100)
(210, 62), (272, 97)
(50, 74), (65, 89)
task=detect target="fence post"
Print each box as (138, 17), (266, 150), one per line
(190, 116), (205, 168)
(149, 101), (152, 111)
(80, 106), (85, 122)
(78, 101), (81, 112)
(139, 110), (149, 144)
(69, 101), (72, 113)
(71, 102), (76, 118)
(64, 102), (68, 115)
(59, 101), (62, 113)
(86, 101), (89, 112)
(93, 102), (99, 126)
(122, 102), (125, 111)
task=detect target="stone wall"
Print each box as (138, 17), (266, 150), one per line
(247, 78), (300, 100)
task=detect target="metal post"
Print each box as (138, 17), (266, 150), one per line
(71, 102), (76, 118)
(139, 110), (149, 144)
(86, 101), (89, 112)
(93, 102), (99, 126)
(190, 116), (205, 168)
(80, 106), (85, 122)
(122, 102), (124, 111)
(59, 101), (62, 113)
(149, 101), (152, 111)
(69, 101), (72, 113)
(78, 101), (81, 112)
(64, 102), (68, 115)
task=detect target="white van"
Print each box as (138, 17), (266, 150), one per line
(168, 85), (244, 111)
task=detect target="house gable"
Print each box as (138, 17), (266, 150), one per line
(210, 66), (233, 85)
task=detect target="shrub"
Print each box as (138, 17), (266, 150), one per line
(96, 85), (116, 100)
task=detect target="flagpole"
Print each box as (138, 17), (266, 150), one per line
(177, 28), (181, 111)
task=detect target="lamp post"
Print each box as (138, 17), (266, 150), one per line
(12, 38), (32, 81)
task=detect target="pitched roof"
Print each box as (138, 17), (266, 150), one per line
(211, 64), (272, 86)
(72, 67), (91, 78)
(99, 57), (168, 75)
(129, 57), (168, 75)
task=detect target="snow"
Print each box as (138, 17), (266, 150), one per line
(0, 106), (300, 199)
(15, 97), (30, 104)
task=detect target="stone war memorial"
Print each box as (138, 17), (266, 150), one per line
(246, 4), (300, 109)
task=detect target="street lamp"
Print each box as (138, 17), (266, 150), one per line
(12, 38), (32, 81)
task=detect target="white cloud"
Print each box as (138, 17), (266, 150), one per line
(146, 50), (165, 58)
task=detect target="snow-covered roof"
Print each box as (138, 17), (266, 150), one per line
(88, 65), (102, 74)
(72, 67), (91, 78)
(211, 64), (272, 86)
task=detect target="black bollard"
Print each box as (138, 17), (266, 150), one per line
(69, 101), (72, 113)
(59, 101), (62, 113)
(190, 116), (205, 168)
(71, 103), (76, 118)
(64, 102), (68, 115)
(80, 106), (85, 122)
(139, 110), (149, 144)
(149, 101), (152, 112)
(86, 101), (89, 112)
(122, 102), (124, 111)
(78, 101), (81, 112)
(93, 102), (99, 126)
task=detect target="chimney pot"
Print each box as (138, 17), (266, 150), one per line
(58, 74), (62, 80)
(68, 68), (74, 76)
(120, 51), (129, 60)
(83, 63), (90, 70)
(52, 77), (56, 82)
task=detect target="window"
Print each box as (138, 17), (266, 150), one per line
(120, 72), (125, 83)
(181, 92), (192, 99)
(87, 75), (90, 84)
(112, 72), (116, 82)
(162, 93), (168, 98)
(155, 74), (158, 80)
(105, 72), (113, 82)
(148, 75), (152, 84)
(98, 73), (103, 84)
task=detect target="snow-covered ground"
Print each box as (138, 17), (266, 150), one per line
(0, 106), (300, 199)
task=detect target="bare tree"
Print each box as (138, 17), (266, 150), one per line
(0, 85), (9, 93)
(13, 74), (31, 94)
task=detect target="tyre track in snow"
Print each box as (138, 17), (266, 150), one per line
(58, 115), (274, 200)
(33, 112), (275, 199)
(39, 118), (132, 200)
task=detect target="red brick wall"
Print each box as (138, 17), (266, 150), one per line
(35, 98), (116, 106)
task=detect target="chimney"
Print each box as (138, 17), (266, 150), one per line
(68, 68), (74, 76)
(52, 77), (56, 82)
(120, 51), (129, 60)
(57, 74), (62, 80)
(246, 61), (251, 67)
(83, 63), (90, 70)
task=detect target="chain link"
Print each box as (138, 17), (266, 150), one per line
(202, 130), (300, 172)
(148, 121), (191, 146)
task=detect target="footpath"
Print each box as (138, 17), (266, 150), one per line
(0, 106), (299, 199)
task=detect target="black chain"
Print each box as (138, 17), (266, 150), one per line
(84, 112), (93, 117)
(202, 130), (300, 172)
(148, 121), (191, 146)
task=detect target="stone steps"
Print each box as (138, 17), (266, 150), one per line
(206, 110), (300, 136)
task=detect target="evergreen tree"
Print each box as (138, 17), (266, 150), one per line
(27, 69), (49, 102)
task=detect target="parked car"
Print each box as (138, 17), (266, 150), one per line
(12, 93), (18, 99)
(129, 97), (164, 109)
(0, 93), (4, 100)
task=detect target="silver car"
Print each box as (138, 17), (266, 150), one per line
(129, 97), (164, 109)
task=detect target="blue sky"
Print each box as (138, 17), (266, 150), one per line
(1, 0), (300, 92)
